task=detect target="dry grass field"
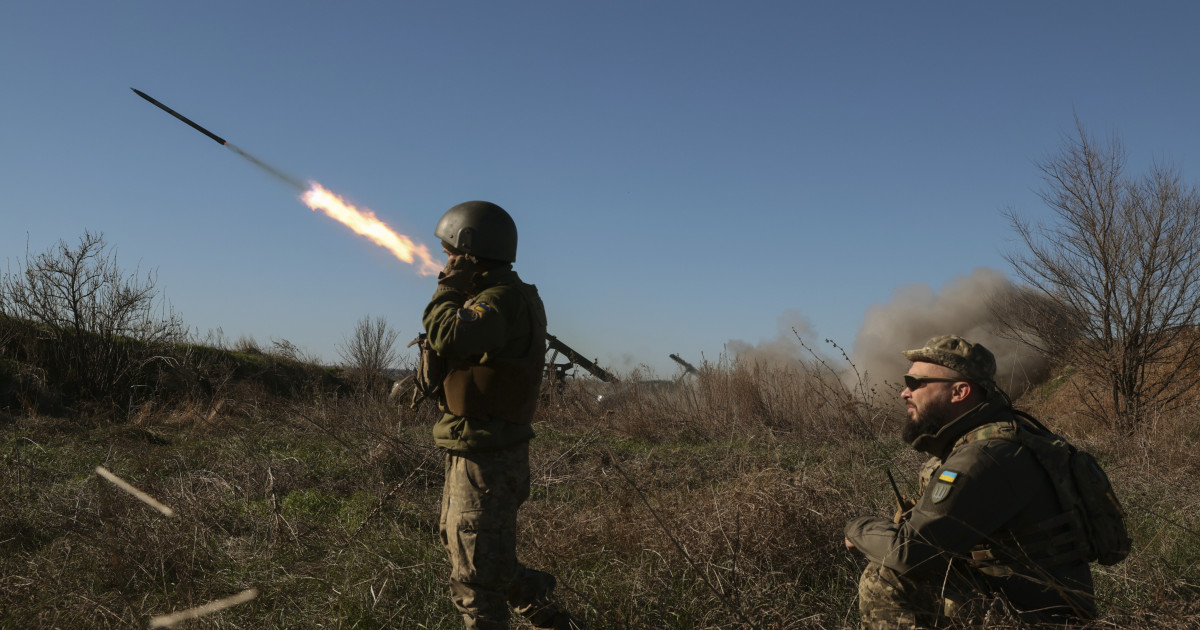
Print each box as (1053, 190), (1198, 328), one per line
(2, 353), (1199, 629)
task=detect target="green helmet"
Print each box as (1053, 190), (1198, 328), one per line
(434, 201), (518, 262)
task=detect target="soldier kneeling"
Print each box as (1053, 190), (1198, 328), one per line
(845, 336), (1107, 628)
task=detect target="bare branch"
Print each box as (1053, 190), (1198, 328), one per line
(1000, 122), (1200, 430)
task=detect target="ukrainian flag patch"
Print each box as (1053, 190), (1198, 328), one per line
(931, 470), (958, 503)
(457, 301), (495, 323)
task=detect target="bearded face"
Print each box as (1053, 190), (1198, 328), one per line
(901, 390), (954, 443)
(899, 363), (964, 444)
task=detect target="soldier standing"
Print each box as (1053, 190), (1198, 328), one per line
(422, 201), (577, 630)
(844, 335), (1096, 628)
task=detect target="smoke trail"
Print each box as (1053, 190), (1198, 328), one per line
(225, 143), (307, 192)
(851, 267), (1048, 398)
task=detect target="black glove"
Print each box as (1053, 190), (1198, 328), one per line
(437, 255), (478, 293)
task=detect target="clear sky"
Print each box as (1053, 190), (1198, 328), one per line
(3, 2), (1199, 377)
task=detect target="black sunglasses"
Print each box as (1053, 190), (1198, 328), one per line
(903, 374), (962, 390)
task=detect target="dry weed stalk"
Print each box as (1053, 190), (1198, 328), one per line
(95, 465), (175, 518)
(147, 587), (259, 628)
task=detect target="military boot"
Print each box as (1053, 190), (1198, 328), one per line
(510, 568), (580, 629)
(530, 609), (581, 630)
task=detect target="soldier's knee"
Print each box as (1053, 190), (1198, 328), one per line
(857, 562), (936, 630)
(858, 561), (906, 604)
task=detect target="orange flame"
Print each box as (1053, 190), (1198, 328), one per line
(301, 183), (442, 276)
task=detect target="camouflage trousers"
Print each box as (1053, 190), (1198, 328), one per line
(857, 561), (1018, 630)
(440, 443), (565, 630)
(857, 561), (947, 630)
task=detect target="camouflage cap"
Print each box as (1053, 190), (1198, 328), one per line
(902, 335), (997, 395)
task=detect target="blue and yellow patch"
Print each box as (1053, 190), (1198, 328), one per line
(457, 301), (495, 323)
(931, 469), (959, 503)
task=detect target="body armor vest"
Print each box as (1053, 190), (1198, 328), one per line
(441, 281), (547, 424)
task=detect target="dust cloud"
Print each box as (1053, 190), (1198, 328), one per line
(727, 309), (816, 368)
(723, 269), (1047, 398)
(851, 268), (1048, 398)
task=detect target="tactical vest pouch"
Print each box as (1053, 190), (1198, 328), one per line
(409, 333), (446, 409)
(443, 359), (539, 424)
(972, 509), (1089, 574)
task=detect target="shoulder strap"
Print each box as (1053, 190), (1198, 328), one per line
(957, 419), (1019, 446)
(1011, 408), (1055, 434)
(480, 277), (546, 359)
(511, 280), (547, 359)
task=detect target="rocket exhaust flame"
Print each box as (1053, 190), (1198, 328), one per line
(302, 183), (442, 275)
(132, 88), (442, 275)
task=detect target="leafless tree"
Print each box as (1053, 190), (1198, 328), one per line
(0, 231), (184, 412)
(339, 315), (400, 393)
(990, 285), (1084, 361)
(1000, 119), (1200, 430)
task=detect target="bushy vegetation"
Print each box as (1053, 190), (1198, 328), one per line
(2, 347), (1198, 629)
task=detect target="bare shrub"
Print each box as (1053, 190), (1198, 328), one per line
(339, 315), (400, 396)
(0, 231), (184, 415)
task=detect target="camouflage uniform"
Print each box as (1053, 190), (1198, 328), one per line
(845, 337), (1096, 628)
(424, 266), (571, 630)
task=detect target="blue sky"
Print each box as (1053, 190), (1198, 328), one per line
(3, 3), (1199, 376)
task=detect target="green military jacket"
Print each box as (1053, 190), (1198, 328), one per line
(845, 401), (1096, 620)
(422, 266), (545, 452)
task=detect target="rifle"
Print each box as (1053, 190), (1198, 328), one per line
(403, 332), (617, 410)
